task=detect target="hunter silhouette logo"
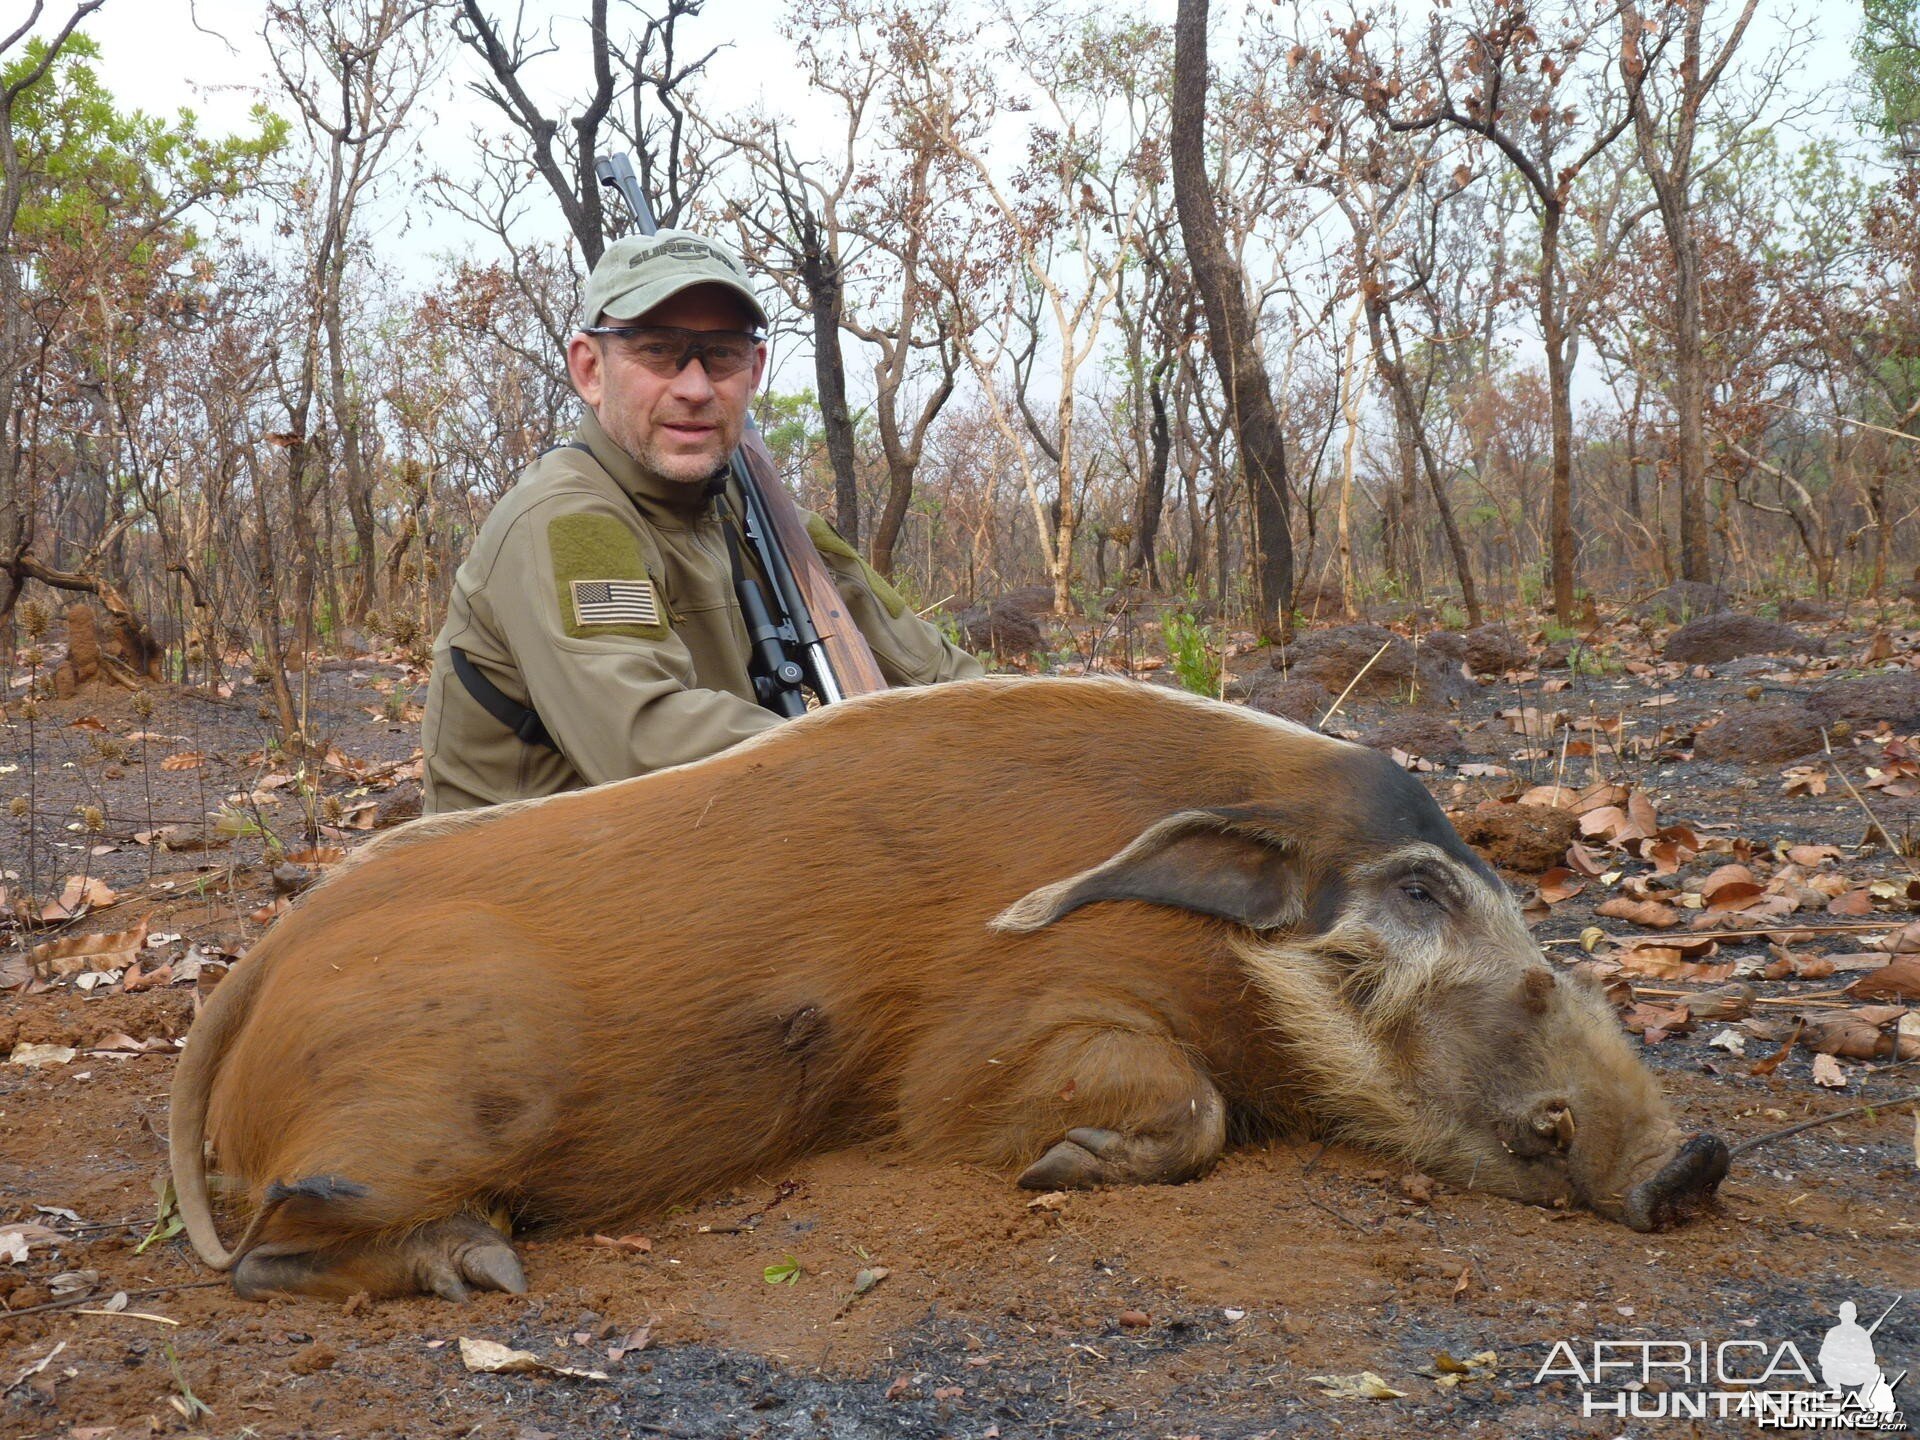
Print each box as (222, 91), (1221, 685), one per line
(1535, 1293), (1908, 1428)
(1819, 1300), (1907, 1421)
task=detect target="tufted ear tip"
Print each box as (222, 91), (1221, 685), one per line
(989, 885), (1073, 933)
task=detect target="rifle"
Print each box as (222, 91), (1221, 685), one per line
(593, 153), (887, 715)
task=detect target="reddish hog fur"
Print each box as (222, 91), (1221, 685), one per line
(171, 677), (1726, 1300)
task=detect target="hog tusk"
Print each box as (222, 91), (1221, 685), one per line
(1621, 1133), (1731, 1233)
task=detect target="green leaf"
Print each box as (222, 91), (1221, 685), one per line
(762, 1255), (801, 1286)
(134, 1175), (183, 1255)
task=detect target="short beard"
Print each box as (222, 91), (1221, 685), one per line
(637, 435), (731, 485)
(601, 410), (739, 487)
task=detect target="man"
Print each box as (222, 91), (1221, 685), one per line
(423, 229), (983, 813)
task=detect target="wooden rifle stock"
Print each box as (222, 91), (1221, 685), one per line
(734, 428), (888, 698)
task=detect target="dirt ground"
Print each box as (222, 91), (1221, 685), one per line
(3, 601), (1918, 1439)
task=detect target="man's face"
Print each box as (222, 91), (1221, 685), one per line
(566, 285), (768, 485)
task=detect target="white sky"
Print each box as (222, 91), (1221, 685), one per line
(17, 0), (1880, 409)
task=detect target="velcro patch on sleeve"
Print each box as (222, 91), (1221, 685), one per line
(548, 513), (670, 640)
(805, 511), (908, 619)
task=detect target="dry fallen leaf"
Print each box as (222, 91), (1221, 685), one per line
(159, 751), (205, 771)
(1596, 897), (1681, 929)
(1784, 844), (1843, 866)
(1782, 765), (1828, 797)
(456, 1337), (608, 1382)
(1519, 784), (1577, 809)
(0, 951), (32, 991)
(1562, 781), (1622, 812)
(1308, 1371), (1408, 1400)
(1536, 868), (1585, 904)
(39, 875), (118, 922)
(1698, 865), (1765, 912)
(1872, 922), (1920, 955)
(27, 921), (149, 979)
(1613, 947), (1736, 983)
(606, 1323), (652, 1362)
(1847, 956), (1920, 1001)
(1811, 1053), (1848, 1089)
(282, 846), (346, 866)
(86, 1033), (174, 1055)
(1749, 1019), (1804, 1076)
(1579, 805), (1631, 842)
(1671, 983), (1754, 1021)
(0, 1221), (64, 1264)
(1828, 889), (1876, 917)
(8, 1042), (77, 1068)
(1797, 1011), (1897, 1060)
(589, 1233), (653, 1253)
(1565, 841), (1606, 876)
(1419, 1350), (1498, 1388)
(1624, 1002), (1695, 1041)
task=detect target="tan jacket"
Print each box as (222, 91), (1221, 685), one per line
(423, 411), (983, 812)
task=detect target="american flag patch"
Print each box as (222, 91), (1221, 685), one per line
(571, 578), (661, 628)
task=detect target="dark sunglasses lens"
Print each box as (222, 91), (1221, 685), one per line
(615, 329), (755, 379)
(693, 337), (755, 378)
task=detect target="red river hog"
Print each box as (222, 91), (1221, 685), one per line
(169, 676), (1729, 1300)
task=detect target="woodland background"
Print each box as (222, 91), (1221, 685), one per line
(0, 0), (1917, 735)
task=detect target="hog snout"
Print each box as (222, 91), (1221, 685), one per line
(1620, 1132), (1730, 1232)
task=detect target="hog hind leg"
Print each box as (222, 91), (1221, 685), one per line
(903, 1011), (1228, 1190)
(219, 1090), (549, 1305)
(232, 1211), (525, 1302)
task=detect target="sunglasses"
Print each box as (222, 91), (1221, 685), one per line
(583, 324), (764, 380)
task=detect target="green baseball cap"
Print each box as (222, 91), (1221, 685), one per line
(579, 229), (769, 330)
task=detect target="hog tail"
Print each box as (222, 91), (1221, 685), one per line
(167, 948), (279, 1271)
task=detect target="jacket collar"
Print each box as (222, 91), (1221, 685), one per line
(573, 407), (726, 523)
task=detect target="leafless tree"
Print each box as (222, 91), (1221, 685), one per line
(1172, 0), (1294, 638)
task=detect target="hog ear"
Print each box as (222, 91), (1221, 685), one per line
(990, 808), (1305, 934)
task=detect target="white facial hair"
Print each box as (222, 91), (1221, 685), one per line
(596, 398), (744, 487)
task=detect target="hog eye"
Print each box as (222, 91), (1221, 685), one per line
(1401, 880), (1442, 908)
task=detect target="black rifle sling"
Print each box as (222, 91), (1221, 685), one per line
(450, 646), (557, 750)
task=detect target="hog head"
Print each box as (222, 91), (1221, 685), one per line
(995, 744), (1728, 1229)
(1323, 871), (1732, 1230)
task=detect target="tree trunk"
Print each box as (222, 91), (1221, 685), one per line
(869, 456), (916, 581)
(799, 248), (861, 544)
(1127, 361), (1173, 586)
(1540, 213), (1577, 623)
(1671, 233), (1712, 582)
(1171, 0), (1293, 639)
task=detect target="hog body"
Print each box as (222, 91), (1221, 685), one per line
(170, 677), (1726, 1300)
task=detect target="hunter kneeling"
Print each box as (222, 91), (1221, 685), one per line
(422, 228), (981, 813)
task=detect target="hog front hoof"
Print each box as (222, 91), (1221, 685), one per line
(1019, 1128), (1126, 1189)
(1016, 1116), (1223, 1190)
(1621, 1133), (1730, 1232)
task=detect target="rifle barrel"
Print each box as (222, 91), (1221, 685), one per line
(593, 154), (656, 236)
